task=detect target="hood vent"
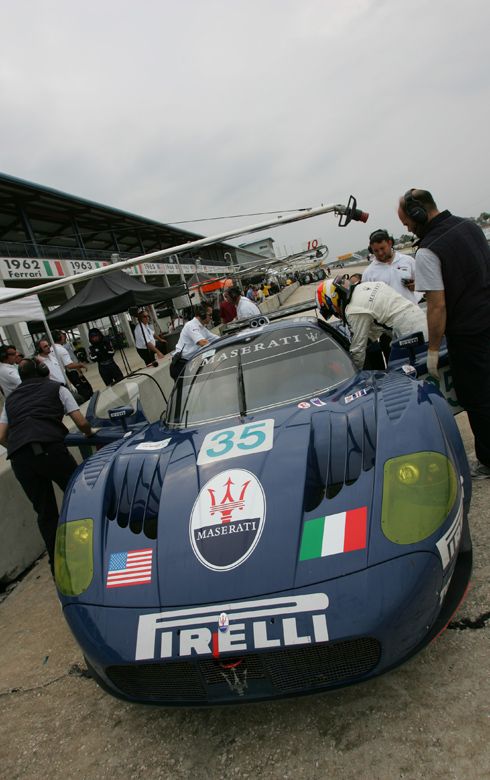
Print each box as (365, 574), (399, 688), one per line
(106, 455), (163, 540)
(308, 404), (376, 508)
(381, 373), (414, 422)
(83, 441), (122, 488)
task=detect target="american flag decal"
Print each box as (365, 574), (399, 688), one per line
(106, 549), (153, 588)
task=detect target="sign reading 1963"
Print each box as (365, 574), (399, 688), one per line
(0, 258), (66, 280)
(65, 260), (110, 275)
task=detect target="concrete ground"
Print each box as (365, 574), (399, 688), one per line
(1, 281), (489, 780)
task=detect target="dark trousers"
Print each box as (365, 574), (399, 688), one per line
(10, 442), (78, 572)
(136, 347), (154, 366)
(98, 360), (124, 386)
(446, 326), (490, 467)
(155, 337), (167, 355)
(66, 369), (94, 401)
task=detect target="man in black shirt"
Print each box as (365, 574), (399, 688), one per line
(0, 358), (93, 572)
(88, 327), (124, 386)
(398, 188), (490, 479)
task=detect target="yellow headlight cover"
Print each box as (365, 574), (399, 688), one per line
(381, 452), (458, 544)
(54, 518), (94, 596)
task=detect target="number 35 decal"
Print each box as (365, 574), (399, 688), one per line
(197, 419), (274, 465)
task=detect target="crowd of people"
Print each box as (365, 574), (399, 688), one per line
(0, 315), (147, 577)
(0, 273), (299, 573)
(316, 187), (490, 482)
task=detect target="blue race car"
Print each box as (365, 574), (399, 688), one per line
(56, 311), (472, 705)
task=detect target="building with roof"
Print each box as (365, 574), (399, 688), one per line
(238, 236), (276, 260)
(0, 172), (265, 351)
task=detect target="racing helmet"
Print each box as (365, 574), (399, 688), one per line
(316, 279), (339, 319)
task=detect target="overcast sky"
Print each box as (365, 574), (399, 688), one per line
(1, 0), (489, 261)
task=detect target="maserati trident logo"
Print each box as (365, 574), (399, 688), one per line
(189, 469), (266, 571)
(208, 477), (251, 521)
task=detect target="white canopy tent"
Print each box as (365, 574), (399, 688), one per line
(0, 286), (46, 325)
(0, 286), (67, 383)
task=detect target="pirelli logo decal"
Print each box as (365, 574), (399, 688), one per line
(436, 501), (463, 570)
(135, 593), (329, 661)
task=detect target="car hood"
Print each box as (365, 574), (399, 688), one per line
(65, 373), (455, 608)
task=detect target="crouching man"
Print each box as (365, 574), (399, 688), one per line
(317, 275), (428, 370)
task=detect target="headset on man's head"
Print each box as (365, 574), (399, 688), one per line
(20, 357), (50, 379)
(403, 189), (428, 225)
(368, 229), (394, 253)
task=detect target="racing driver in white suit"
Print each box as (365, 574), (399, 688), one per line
(317, 275), (428, 370)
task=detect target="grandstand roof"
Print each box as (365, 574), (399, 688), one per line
(0, 171), (231, 263)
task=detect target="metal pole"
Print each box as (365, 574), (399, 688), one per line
(0, 203), (347, 304)
(173, 254), (186, 284)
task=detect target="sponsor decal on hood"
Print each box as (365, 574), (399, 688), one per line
(106, 549), (153, 588)
(197, 419), (274, 465)
(299, 508), (367, 560)
(310, 397), (326, 407)
(135, 593), (329, 661)
(189, 469), (266, 571)
(135, 439), (171, 451)
(344, 388), (369, 404)
(436, 501), (463, 570)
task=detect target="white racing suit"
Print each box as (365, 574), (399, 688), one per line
(345, 281), (428, 369)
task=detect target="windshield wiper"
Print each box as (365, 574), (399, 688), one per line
(236, 350), (247, 417)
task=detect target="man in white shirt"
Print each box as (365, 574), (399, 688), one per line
(0, 344), (21, 397)
(60, 331), (78, 362)
(363, 229), (420, 304)
(134, 311), (165, 365)
(174, 304), (218, 360)
(170, 303), (218, 380)
(226, 286), (261, 319)
(52, 330), (93, 400)
(37, 339), (66, 384)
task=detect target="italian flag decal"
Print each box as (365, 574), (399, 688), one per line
(299, 507), (367, 561)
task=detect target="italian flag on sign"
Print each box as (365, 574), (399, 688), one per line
(299, 507), (367, 561)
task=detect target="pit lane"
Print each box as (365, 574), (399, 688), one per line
(1, 279), (489, 779)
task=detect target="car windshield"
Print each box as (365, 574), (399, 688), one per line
(166, 324), (355, 427)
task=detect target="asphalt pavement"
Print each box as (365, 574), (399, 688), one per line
(1, 281), (489, 780)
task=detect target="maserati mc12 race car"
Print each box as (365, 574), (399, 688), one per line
(55, 311), (472, 705)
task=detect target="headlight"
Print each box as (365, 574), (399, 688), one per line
(382, 452), (457, 544)
(54, 518), (94, 596)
